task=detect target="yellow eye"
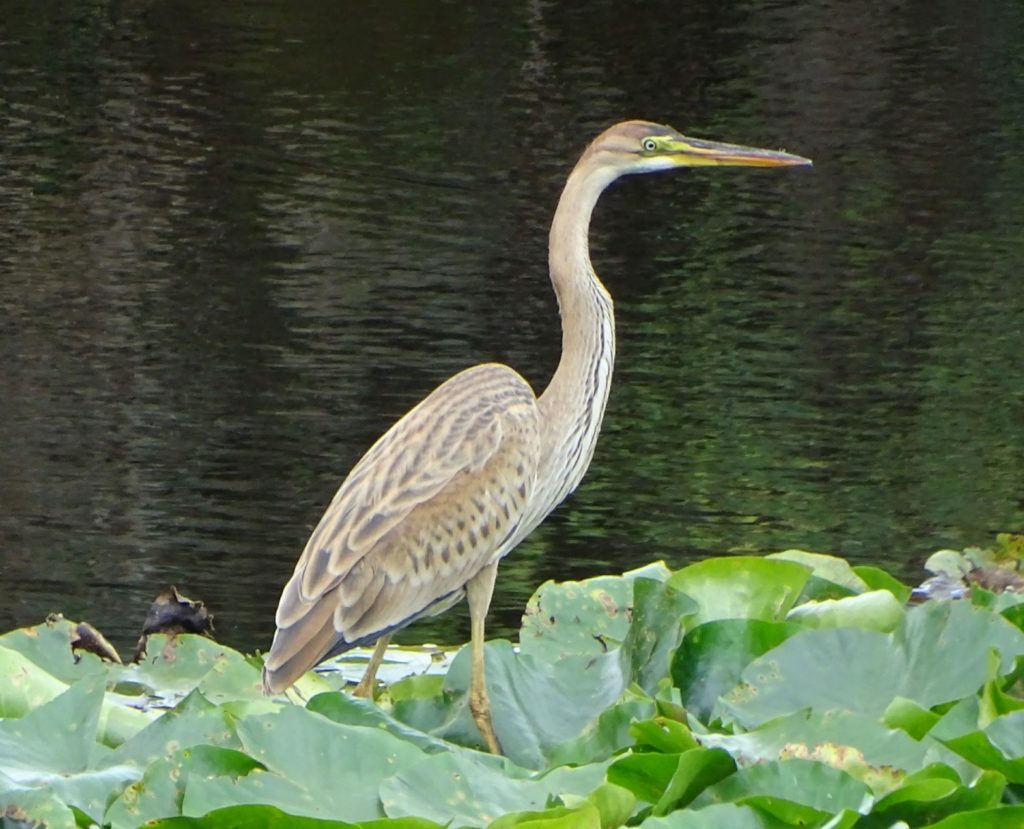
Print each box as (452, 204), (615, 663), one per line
(641, 137), (658, 152)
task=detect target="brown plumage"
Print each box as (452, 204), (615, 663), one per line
(266, 364), (541, 685)
(263, 120), (811, 753)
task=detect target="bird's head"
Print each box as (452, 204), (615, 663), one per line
(583, 120), (813, 176)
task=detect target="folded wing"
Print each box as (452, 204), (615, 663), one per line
(262, 363), (541, 693)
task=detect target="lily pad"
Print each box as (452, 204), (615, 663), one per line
(852, 566), (912, 603)
(180, 704), (426, 821)
(671, 619), (799, 722)
(700, 708), (936, 792)
(690, 758), (870, 820)
(104, 746), (264, 829)
(784, 590), (905, 632)
(621, 579), (696, 696)
(380, 749), (611, 828)
(0, 676), (139, 821)
(636, 802), (775, 828)
(146, 804), (444, 829)
(441, 642), (629, 768)
(767, 550), (869, 593)
(520, 563), (671, 662)
(718, 601), (1024, 728)
(667, 557), (810, 627)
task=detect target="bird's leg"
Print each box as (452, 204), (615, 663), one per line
(466, 561), (502, 754)
(353, 634), (390, 698)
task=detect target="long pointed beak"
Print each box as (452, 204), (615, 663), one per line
(666, 136), (812, 168)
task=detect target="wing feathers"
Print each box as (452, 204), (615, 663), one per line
(263, 363), (540, 692)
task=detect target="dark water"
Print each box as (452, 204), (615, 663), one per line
(2, 0), (1023, 657)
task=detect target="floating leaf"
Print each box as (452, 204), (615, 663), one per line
(882, 696), (940, 740)
(852, 565), (911, 603)
(104, 689), (239, 769)
(700, 709), (932, 793)
(146, 804), (443, 829)
(690, 758), (869, 820)
(607, 753), (680, 805)
(940, 710), (1024, 783)
(0, 617), (111, 685)
(0, 676), (145, 821)
(0, 784), (79, 829)
(629, 717), (700, 756)
(380, 749), (610, 828)
(868, 766), (1004, 826)
(519, 563), (671, 662)
(653, 748), (735, 815)
(621, 579), (696, 695)
(924, 805), (1024, 828)
(767, 550), (869, 593)
(785, 590), (905, 632)
(583, 782), (635, 829)
(718, 601), (1024, 728)
(635, 802), (774, 828)
(308, 690), (453, 753)
(672, 619), (798, 722)
(181, 705), (426, 821)
(667, 557), (810, 627)
(442, 642), (629, 768)
(487, 803), (602, 829)
(547, 687), (656, 767)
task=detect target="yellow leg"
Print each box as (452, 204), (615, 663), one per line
(466, 562), (502, 754)
(354, 634), (390, 698)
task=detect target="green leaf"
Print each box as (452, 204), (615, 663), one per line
(519, 563), (671, 662)
(653, 748), (735, 815)
(852, 565), (912, 602)
(488, 803), (602, 829)
(979, 648), (1024, 724)
(636, 802), (771, 828)
(667, 557), (810, 627)
(629, 717), (700, 755)
(0, 676), (143, 820)
(105, 689), (239, 768)
(785, 590), (905, 632)
(690, 758), (870, 819)
(940, 710), (1024, 783)
(868, 766), (1005, 826)
(379, 750), (610, 828)
(104, 746), (264, 829)
(924, 805), (1024, 828)
(607, 753), (680, 804)
(308, 690), (453, 753)
(441, 642), (629, 767)
(671, 619), (798, 722)
(145, 804), (444, 829)
(701, 708), (946, 795)
(718, 601), (1024, 728)
(0, 783), (81, 829)
(767, 550), (869, 592)
(547, 687), (657, 766)
(882, 696), (940, 740)
(0, 645), (153, 745)
(181, 705), (426, 821)
(621, 579), (697, 695)
(0, 617), (113, 685)
(584, 782), (635, 829)
(127, 634), (260, 701)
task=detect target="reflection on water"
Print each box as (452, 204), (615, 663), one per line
(1, 0), (1022, 655)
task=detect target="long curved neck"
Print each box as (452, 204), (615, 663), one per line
(536, 155), (620, 508)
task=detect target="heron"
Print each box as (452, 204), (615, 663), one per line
(262, 120), (811, 753)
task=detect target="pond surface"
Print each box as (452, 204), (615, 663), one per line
(2, 0), (1023, 656)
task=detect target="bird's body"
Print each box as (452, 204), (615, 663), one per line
(263, 120), (811, 752)
(265, 361), (542, 678)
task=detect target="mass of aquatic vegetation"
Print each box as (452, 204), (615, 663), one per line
(3, 542), (1024, 829)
